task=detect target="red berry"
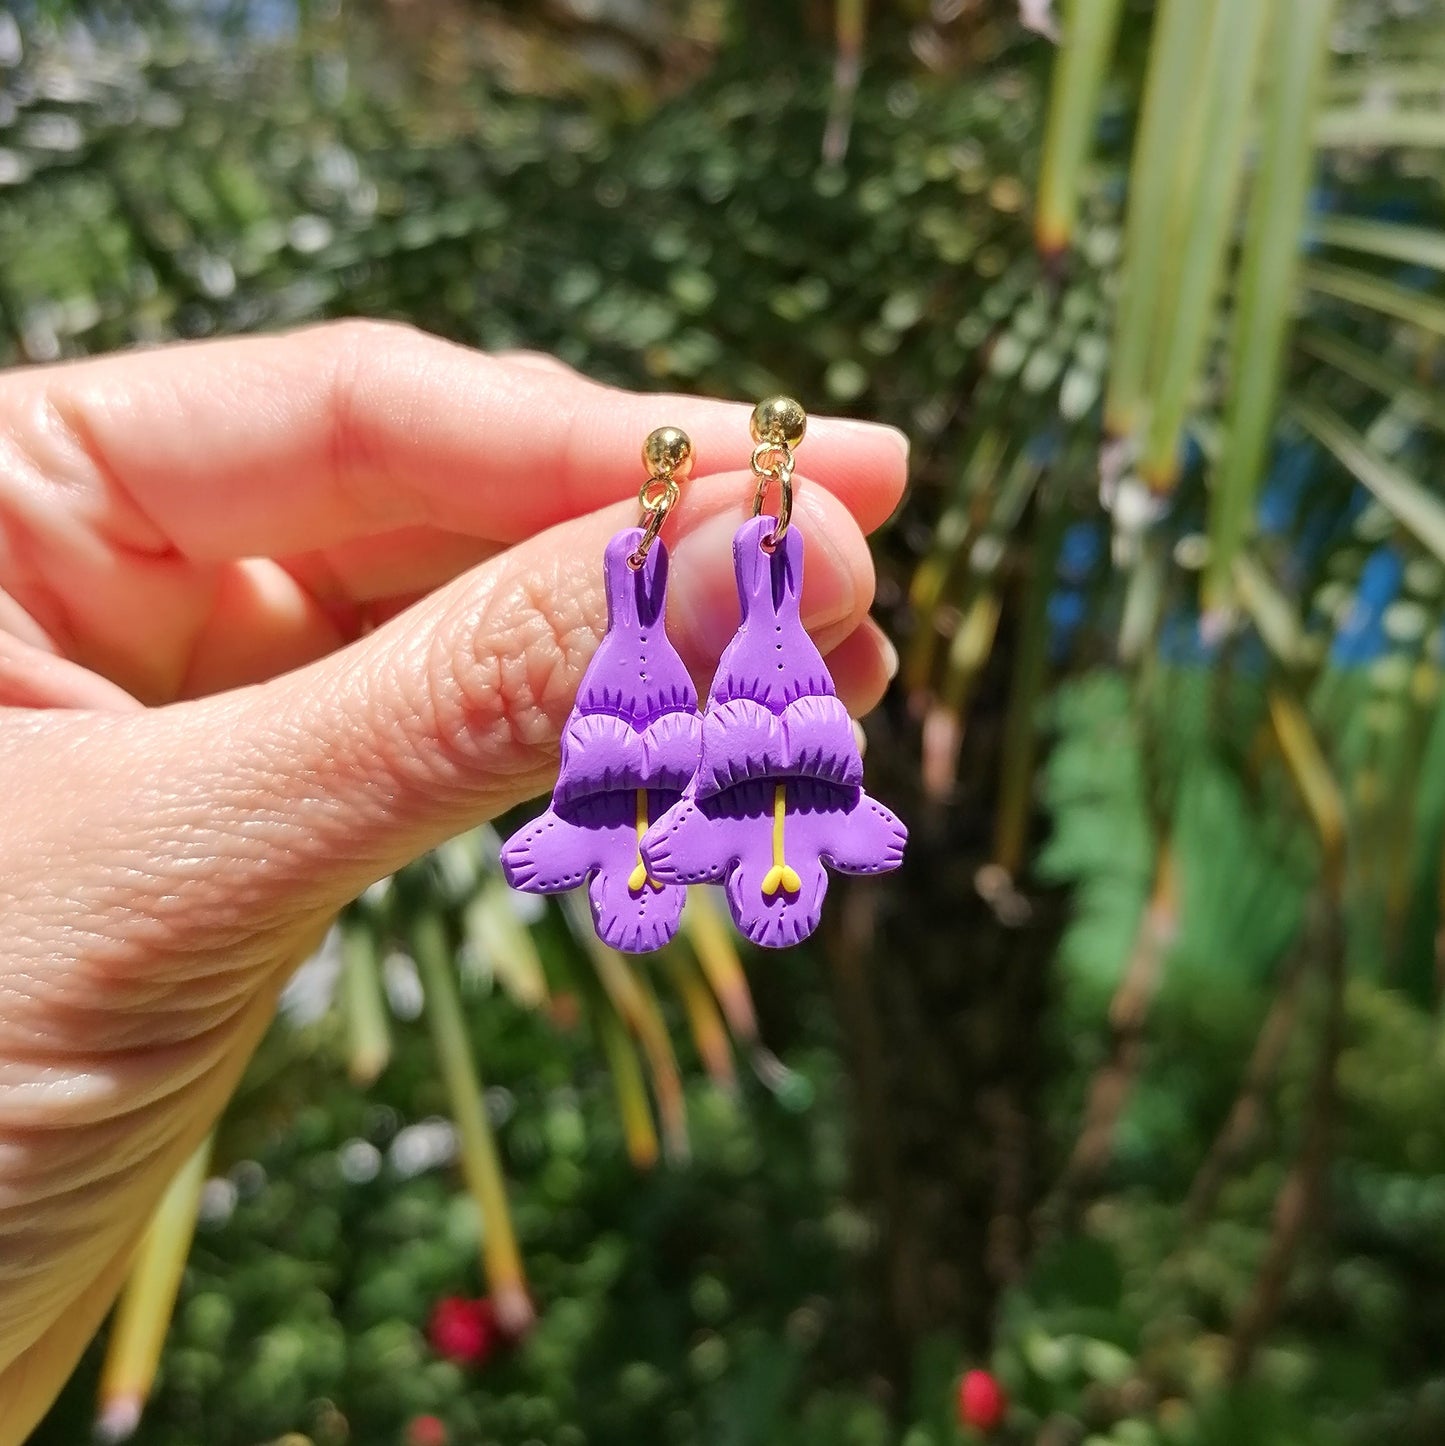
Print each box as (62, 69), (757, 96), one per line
(956, 1369), (1008, 1432)
(406, 1416), (449, 1446)
(427, 1296), (499, 1366)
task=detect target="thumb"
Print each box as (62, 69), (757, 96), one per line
(105, 472), (877, 923)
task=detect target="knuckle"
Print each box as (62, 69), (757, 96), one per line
(420, 553), (605, 787)
(318, 319), (433, 527)
(319, 316), (429, 411)
(493, 349), (578, 379)
(321, 315), (425, 356)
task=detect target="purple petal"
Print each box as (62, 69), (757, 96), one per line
(555, 714), (645, 805)
(642, 710), (705, 791)
(502, 528), (703, 956)
(640, 796), (730, 885)
(503, 793), (656, 894)
(589, 864), (686, 954)
(693, 695), (862, 798)
(556, 711), (702, 806)
(795, 782), (908, 876)
(644, 778), (903, 947)
(500, 806), (600, 894)
(724, 853), (828, 949)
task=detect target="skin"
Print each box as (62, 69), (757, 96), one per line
(0, 319), (907, 1439)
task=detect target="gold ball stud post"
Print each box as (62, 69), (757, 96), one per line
(642, 425), (695, 481)
(750, 396), (807, 450)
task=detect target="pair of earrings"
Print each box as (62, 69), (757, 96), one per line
(500, 398), (907, 952)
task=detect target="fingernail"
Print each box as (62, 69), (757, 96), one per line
(797, 524), (859, 633)
(852, 719), (869, 757)
(882, 425), (911, 464)
(830, 417), (910, 464)
(878, 629), (900, 681)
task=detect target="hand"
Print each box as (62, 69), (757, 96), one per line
(0, 320), (907, 1437)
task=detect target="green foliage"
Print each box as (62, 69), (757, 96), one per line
(1037, 674), (1153, 1013)
(44, 976), (866, 1445)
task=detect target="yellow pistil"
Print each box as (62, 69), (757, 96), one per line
(761, 782), (802, 897)
(628, 788), (665, 894)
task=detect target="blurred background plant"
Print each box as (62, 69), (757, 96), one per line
(6, 0), (1445, 1442)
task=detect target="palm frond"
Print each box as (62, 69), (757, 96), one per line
(1207, 0), (1336, 612)
(1289, 398), (1445, 565)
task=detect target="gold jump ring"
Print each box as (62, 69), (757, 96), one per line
(749, 441), (794, 548)
(628, 427), (693, 570)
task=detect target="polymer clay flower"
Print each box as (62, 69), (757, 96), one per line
(501, 529), (700, 953)
(641, 517), (905, 948)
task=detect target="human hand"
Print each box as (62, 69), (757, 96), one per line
(0, 321), (907, 1437)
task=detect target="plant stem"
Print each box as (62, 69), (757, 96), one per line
(1140, 0), (1270, 490)
(413, 912), (532, 1334)
(1206, 0), (1337, 612)
(681, 890), (759, 1044)
(1228, 913), (1345, 1378)
(1053, 842), (1176, 1210)
(1035, 0), (1128, 260)
(1104, 0), (1216, 439)
(96, 1136), (214, 1441)
(1182, 946), (1308, 1229)
(341, 914), (391, 1086)
(992, 488), (1066, 877)
(823, 0), (867, 164)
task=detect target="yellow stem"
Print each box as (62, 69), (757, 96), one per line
(414, 913), (533, 1333)
(341, 915), (391, 1086)
(596, 998), (661, 1169)
(97, 1135), (214, 1436)
(628, 788), (662, 894)
(666, 950), (737, 1094)
(761, 783), (802, 897)
(681, 891), (759, 1042)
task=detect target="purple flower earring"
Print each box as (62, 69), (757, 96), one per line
(500, 427), (701, 954)
(641, 398), (907, 948)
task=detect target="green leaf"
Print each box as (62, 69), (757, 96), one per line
(1290, 398), (1445, 565)
(1326, 62), (1445, 100)
(1207, 0), (1336, 611)
(1035, 0), (1128, 257)
(1296, 325), (1444, 423)
(340, 914), (392, 1086)
(98, 1136), (215, 1437)
(1169, 754), (1306, 993)
(1315, 107), (1445, 149)
(413, 912), (531, 1330)
(1234, 551), (1309, 670)
(1140, 0), (1271, 489)
(1397, 698), (1445, 1005)
(1105, 0), (1219, 438)
(1301, 259), (1445, 338)
(1316, 214), (1445, 272)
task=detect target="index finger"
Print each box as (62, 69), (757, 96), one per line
(6, 321), (910, 561)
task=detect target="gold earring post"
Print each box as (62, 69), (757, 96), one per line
(749, 396), (806, 548)
(628, 426), (694, 570)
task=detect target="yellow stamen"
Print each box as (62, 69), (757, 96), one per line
(761, 782), (802, 896)
(629, 788), (664, 894)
